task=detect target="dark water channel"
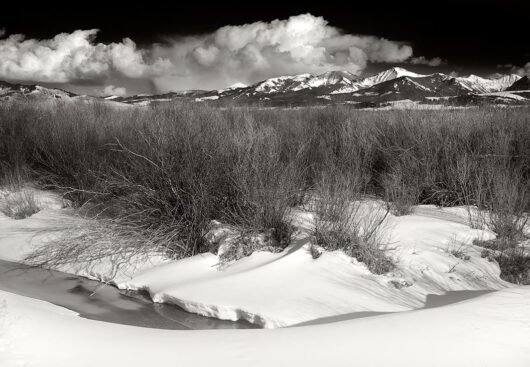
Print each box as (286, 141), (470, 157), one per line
(0, 259), (257, 330)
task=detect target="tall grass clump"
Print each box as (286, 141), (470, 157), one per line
(294, 109), (394, 273)
(311, 162), (393, 274)
(227, 121), (303, 246)
(0, 163), (39, 219)
(484, 166), (529, 241)
(0, 190), (40, 219)
(381, 154), (421, 216)
(473, 163), (530, 284)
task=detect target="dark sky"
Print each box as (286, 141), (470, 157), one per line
(1, 0), (529, 94)
(3, 0), (529, 70)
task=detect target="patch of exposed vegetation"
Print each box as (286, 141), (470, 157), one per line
(0, 190), (40, 219)
(474, 238), (530, 284)
(446, 241), (471, 261)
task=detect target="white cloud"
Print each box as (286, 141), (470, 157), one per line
(497, 62), (529, 76)
(0, 14), (416, 92)
(102, 85), (127, 96)
(488, 72), (504, 79)
(152, 14), (413, 91)
(514, 62), (530, 76)
(0, 29), (169, 83)
(410, 56), (445, 67)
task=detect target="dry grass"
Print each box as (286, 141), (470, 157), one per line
(474, 237), (530, 284)
(0, 102), (529, 276)
(24, 218), (178, 278)
(493, 248), (530, 285)
(382, 167), (419, 216)
(484, 167), (529, 241)
(215, 230), (285, 269)
(446, 240), (471, 261)
(312, 170), (394, 274)
(0, 190), (40, 219)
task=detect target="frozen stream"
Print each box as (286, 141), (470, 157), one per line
(0, 259), (494, 330)
(0, 259), (258, 330)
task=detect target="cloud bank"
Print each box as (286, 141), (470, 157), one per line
(102, 85), (127, 97)
(0, 29), (169, 83)
(514, 62), (530, 76)
(0, 14), (421, 93)
(151, 14), (414, 91)
(497, 62), (530, 76)
(410, 56), (445, 67)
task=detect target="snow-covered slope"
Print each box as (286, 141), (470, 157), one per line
(242, 67), (425, 96)
(240, 68), (524, 103)
(361, 67), (427, 87)
(455, 74), (521, 93)
(352, 76), (436, 102)
(0, 188), (517, 328)
(331, 67), (427, 94)
(2, 286), (530, 367)
(119, 203), (510, 328)
(252, 73), (313, 93)
(306, 70), (359, 88)
(507, 75), (530, 91)
(492, 74), (522, 90)
(244, 71), (359, 95)
(216, 82), (248, 94)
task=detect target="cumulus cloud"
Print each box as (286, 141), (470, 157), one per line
(0, 14), (417, 93)
(514, 62), (530, 76)
(0, 29), (169, 83)
(497, 62), (530, 76)
(151, 14), (413, 91)
(410, 56), (445, 67)
(488, 72), (504, 79)
(101, 84), (127, 97)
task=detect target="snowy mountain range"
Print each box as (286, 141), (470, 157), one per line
(1, 67), (528, 108)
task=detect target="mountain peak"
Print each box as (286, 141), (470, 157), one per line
(456, 73), (522, 93)
(507, 75), (530, 91)
(227, 82), (247, 89)
(390, 66), (411, 73)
